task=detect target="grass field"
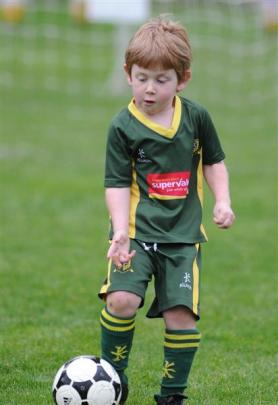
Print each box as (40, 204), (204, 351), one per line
(0, 2), (277, 404)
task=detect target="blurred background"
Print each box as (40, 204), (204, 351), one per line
(0, 0), (277, 403)
(1, 0), (277, 136)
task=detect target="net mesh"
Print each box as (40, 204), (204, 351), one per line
(0, 0), (277, 134)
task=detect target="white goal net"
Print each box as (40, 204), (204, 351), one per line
(0, 0), (277, 135)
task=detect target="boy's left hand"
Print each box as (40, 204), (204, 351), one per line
(107, 230), (136, 268)
(213, 201), (235, 229)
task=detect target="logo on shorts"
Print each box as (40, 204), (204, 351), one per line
(179, 272), (192, 289)
(113, 260), (134, 273)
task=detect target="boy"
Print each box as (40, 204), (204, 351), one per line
(98, 15), (235, 404)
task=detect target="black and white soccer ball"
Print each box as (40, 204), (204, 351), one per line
(52, 355), (122, 405)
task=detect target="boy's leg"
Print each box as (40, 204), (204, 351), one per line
(98, 240), (154, 402)
(100, 309), (134, 390)
(100, 292), (141, 384)
(154, 329), (200, 403)
(147, 243), (202, 401)
(158, 306), (201, 399)
(99, 240), (154, 385)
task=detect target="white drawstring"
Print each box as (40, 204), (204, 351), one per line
(142, 242), (158, 252)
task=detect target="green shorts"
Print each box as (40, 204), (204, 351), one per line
(98, 239), (202, 319)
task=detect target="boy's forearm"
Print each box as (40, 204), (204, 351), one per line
(203, 161), (231, 204)
(203, 161), (235, 229)
(105, 187), (131, 233)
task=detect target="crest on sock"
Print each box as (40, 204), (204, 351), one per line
(162, 360), (176, 379)
(111, 345), (128, 362)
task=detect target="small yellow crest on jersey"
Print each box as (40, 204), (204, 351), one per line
(193, 138), (200, 154)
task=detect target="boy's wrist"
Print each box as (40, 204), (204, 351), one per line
(215, 198), (231, 206)
(113, 229), (129, 240)
(113, 229), (129, 234)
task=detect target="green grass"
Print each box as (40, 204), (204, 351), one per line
(0, 3), (277, 404)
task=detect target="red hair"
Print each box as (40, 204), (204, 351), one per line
(125, 15), (192, 82)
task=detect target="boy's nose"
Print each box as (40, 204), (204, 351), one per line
(146, 81), (155, 94)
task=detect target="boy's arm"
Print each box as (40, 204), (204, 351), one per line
(105, 187), (136, 267)
(203, 161), (235, 229)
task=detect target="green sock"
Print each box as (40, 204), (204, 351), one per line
(100, 306), (135, 385)
(160, 329), (201, 397)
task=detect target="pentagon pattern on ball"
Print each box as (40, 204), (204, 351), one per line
(52, 355), (122, 405)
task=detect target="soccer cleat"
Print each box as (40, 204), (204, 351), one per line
(154, 393), (187, 404)
(119, 383), (129, 404)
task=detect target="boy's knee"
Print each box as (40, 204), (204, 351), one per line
(163, 305), (196, 330)
(107, 291), (141, 317)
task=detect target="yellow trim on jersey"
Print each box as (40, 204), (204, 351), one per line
(101, 308), (135, 324)
(99, 259), (113, 295)
(164, 333), (201, 341)
(197, 150), (204, 206)
(149, 194), (186, 200)
(129, 160), (140, 239)
(196, 150), (208, 241)
(100, 318), (135, 332)
(192, 244), (200, 315)
(128, 96), (181, 138)
(164, 342), (200, 349)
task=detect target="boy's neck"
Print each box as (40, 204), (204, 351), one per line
(135, 97), (176, 129)
(147, 107), (174, 129)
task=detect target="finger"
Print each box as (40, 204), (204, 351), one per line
(129, 250), (136, 259)
(213, 216), (224, 225)
(107, 242), (120, 258)
(217, 215), (234, 229)
(112, 256), (123, 268)
(107, 247), (116, 259)
(107, 251), (122, 267)
(119, 253), (129, 263)
(119, 251), (134, 263)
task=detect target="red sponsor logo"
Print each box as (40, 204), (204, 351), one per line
(147, 171), (190, 199)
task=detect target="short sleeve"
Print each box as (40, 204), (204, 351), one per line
(199, 108), (225, 165)
(104, 123), (132, 187)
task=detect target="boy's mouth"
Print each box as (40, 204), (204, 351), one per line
(144, 99), (155, 105)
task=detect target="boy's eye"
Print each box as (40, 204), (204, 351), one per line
(157, 77), (168, 84)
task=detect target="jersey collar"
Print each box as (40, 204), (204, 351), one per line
(128, 96), (181, 139)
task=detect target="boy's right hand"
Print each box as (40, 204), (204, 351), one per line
(107, 230), (136, 268)
(213, 201), (235, 229)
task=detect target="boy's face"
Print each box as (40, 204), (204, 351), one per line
(124, 64), (190, 118)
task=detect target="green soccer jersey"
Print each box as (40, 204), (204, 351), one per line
(104, 95), (225, 243)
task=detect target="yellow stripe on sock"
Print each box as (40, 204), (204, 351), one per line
(101, 308), (135, 324)
(164, 341), (200, 349)
(164, 333), (201, 341)
(100, 317), (135, 332)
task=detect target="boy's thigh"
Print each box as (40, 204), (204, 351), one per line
(152, 243), (202, 318)
(98, 239), (154, 305)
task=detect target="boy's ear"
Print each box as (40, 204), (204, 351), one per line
(123, 64), (132, 85)
(177, 70), (192, 92)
